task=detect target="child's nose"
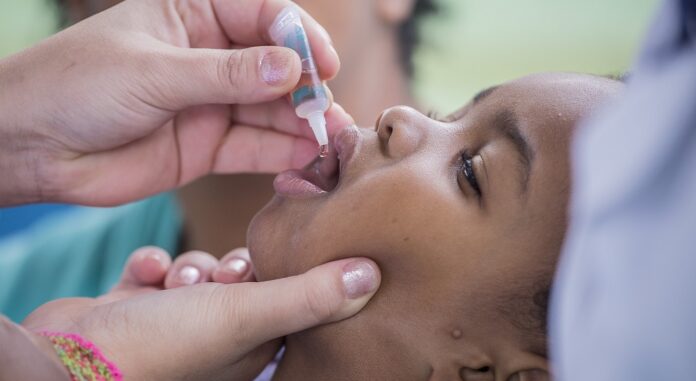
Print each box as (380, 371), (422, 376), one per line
(376, 106), (426, 158)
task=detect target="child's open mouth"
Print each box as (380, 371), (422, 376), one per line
(273, 125), (359, 199)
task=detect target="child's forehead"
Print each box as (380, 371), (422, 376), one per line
(457, 74), (620, 136)
(450, 79), (566, 124)
(471, 73), (619, 102)
(499, 73), (623, 107)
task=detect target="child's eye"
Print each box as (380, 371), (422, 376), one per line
(458, 152), (481, 196)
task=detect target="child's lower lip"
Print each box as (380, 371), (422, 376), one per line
(273, 170), (327, 199)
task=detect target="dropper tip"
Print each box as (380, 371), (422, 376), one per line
(319, 144), (329, 158)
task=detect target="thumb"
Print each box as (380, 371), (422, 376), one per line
(226, 258), (381, 352)
(159, 46), (301, 109)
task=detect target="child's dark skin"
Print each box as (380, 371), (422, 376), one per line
(248, 73), (622, 380)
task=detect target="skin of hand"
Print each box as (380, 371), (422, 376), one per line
(0, 0), (353, 207)
(21, 247), (381, 381)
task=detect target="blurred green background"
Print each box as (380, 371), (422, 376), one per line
(0, 0), (658, 112)
(0, 0), (59, 56)
(414, 0), (658, 112)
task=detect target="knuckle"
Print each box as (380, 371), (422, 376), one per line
(213, 284), (250, 342)
(218, 49), (254, 93)
(301, 278), (342, 324)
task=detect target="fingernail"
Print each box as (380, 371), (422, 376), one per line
(177, 266), (200, 285)
(143, 251), (166, 267)
(261, 51), (293, 86)
(342, 261), (378, 299)
(225, 258), (249, 275)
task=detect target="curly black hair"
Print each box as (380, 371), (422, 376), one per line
(398, 0), (438, 77)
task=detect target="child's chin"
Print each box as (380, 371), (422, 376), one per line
(246, 205), (302, 281)
(247, 195), (331, 280)
(246, 211), (276, 281)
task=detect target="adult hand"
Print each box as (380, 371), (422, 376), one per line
(0, 0), (352, 206)
(22, 248), (381, 381)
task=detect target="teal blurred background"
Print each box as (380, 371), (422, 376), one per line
(1, 0), (659, 112)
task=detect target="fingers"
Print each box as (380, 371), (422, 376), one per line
(115, 246), (256, 294)
(113, 247), (172, 291)
(212, 125), (318, 173)
(212, 248), (255, 284)
(212, 102), (355, 173)
(159, 46), (302, 109)
(230, 99), (354, 141)
(224, 258), (381, 350)
(81, 258), (378, 378)
(165, 251), (220, 288)
(164, 0), (343, 109)
(210, 0), (340, 79)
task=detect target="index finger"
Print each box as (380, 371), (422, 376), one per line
(230, 100), (354, 141)
(211, 0), (340, 80)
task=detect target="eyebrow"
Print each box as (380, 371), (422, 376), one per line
(473, 85), (499, 104)
(491, 109), (534, 193)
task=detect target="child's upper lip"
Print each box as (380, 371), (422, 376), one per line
(318, 125), (359, 180)
(333, 124), (360, 176)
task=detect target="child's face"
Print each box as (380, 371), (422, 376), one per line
(248, 73), (621, 379)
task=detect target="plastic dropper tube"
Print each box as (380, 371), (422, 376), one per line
(270, 5), (330, 157)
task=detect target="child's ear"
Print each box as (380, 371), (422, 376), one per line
(376, 0), (417, 25)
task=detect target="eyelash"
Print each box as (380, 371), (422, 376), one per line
(459, 151), (482, 196)
(429, 111), (481, 196)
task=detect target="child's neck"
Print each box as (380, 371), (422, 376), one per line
(271, 343), (336, 381)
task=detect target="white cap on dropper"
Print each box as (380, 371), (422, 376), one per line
(307, 111), (329, 147)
